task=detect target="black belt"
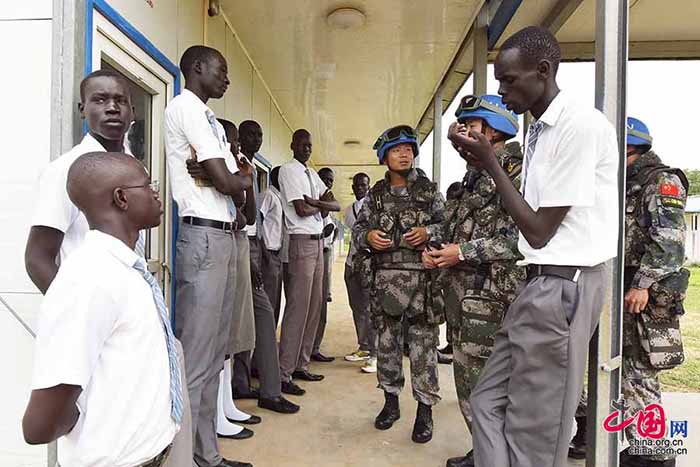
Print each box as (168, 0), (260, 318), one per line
(139, 444), (172, 467)
(290, 233), (323, 240)
(183, 216), (236, 232)
(526, 264), (582, 282)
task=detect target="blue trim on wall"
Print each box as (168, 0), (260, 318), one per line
(84, 0), (182, 323)
(487, 0), (523, 50)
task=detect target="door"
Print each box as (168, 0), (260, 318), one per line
(91, 12), (175, 302)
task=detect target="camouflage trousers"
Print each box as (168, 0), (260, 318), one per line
(376, 314), (441, 405)
(452, 344), (487, 430)
(622, 353), (674, 461)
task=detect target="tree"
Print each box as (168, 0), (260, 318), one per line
(685, 170), (700, 197)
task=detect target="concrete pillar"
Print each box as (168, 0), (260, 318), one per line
(473, 7), (488, 95)
(432, 88), (443, 190)
(588, 1), (628, 466)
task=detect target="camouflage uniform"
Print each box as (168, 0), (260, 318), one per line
(353, 169), (445, 405)
(440, 142), (525, 430)
(623, 150), (688, 461)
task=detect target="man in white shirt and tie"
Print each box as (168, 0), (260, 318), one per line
(449, 27), (618, 467)
(277, 129), (340, 395)
(23, 152), (178, 467)
(165, 45), (252, 467)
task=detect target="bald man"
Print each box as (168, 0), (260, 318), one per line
(23, 152), (179, 467)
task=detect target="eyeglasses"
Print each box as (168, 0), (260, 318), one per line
(373, 125), (417, 150)
(120, 180), (160, 193)
(455, 95), (518, 128)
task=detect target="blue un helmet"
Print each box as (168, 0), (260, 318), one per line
(627, 117), (653, 149)
(373, 125), (419, 164)
(455, 94), (519, 139)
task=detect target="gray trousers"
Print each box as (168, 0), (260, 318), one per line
(278, 236), (324, 381)
(312, 248), (333, 354)
(262, 249), (283, 326)
(471, 262), (610, 467)
(174, 222), (236, 467)
(233, 238), (282, 399)
(344, 264), (376, 356)
(164, 340), (194, 467)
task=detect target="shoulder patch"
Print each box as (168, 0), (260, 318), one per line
(660, 196), (684, 209)
(660, 182), (680, 197)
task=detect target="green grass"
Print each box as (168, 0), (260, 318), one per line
(659, 266), (700, 392)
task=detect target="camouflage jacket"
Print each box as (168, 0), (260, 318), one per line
(625, 151), (687, 289)
(353, 168), (445, 322)
(353, 168), (445, 269)
(624, 151), (688, 369)
(440, 142), (525, 301)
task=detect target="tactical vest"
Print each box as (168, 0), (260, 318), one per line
(368, 175), (438, 270)
(625, 162), (689, 369)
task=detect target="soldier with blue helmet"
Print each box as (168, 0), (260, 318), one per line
(425, 94), (525, 467)
(353, 125), (445, 444)
(570, 118), (688, 467)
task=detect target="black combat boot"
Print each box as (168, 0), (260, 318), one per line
(411, 402), (433, 443)
(568, 416), (587, 459)
(446, 450), (474, 467)
(375, 392), (400, 430)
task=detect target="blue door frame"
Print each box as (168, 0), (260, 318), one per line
(84, 0), (181, 321)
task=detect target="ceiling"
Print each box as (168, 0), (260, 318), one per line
(221, 0), (483, 207)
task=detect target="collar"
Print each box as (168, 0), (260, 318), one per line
(270, 185), (281, 198)
(79, 132), (133, 155)
(382, 168), (418, 186)
(537, 90), (567, 127)
(85, 230), (140, 269)
(627, 150), (663, 179)
(289, 157), (310, 171)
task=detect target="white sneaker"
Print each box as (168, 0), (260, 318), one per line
(361, 357), (377, 373)
(345, 350), (370, 362)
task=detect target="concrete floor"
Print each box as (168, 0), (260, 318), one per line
(220, 256), (699, 467)
(219, 257), (582, 467)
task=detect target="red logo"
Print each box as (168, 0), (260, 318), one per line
(660, 183), (679, 197)
(604, 403), (666, 439)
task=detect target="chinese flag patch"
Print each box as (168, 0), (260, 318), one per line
(660, 182), (679, 197)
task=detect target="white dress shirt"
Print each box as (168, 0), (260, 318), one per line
(260, 186), (283, 251)
(343, 197), (366, 266)
(519, 90), (619, 267)
(31, 230), (177, 467)
(164, 88), (234, 222)
(31, 134), (131, 263)
(279, 158), (326, 235)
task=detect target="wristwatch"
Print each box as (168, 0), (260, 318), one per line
(457, 246), (465, 262)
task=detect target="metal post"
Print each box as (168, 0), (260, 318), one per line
(432, 88), (443, 189)
(473, 7), (488, 96)
(589, 1), (628, 466)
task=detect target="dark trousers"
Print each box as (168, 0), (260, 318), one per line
(312, 247), (333, 354)
(262, 248), (283, 327)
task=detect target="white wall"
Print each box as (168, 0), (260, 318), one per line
(0, 5), (52, 466)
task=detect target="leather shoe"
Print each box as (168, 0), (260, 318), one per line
(310, 352), (335, 363)
(217, 427), (254, 440)
(281, 381), (306, 396)
(216, 459), (253, 467)
(292, 369), (324, 381)
(437, 351), (453, 365)
(226, 414), (261, 425)
(446, 450), (474, 467)
(259, 396), (300, 414)
(232, 387), (259, 400)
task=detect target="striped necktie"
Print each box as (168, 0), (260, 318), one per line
(521, 120), (544, 195)
(133, 258), (184, 425)
(134, 230), (146, 258)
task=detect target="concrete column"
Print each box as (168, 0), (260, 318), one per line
(432, 88), (443, 190)
(588, 1), (628, 466)
(473, 7), (488, 95)
(51, 0), (86, 159)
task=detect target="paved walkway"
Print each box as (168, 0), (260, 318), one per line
(220, 255), (700, 467)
